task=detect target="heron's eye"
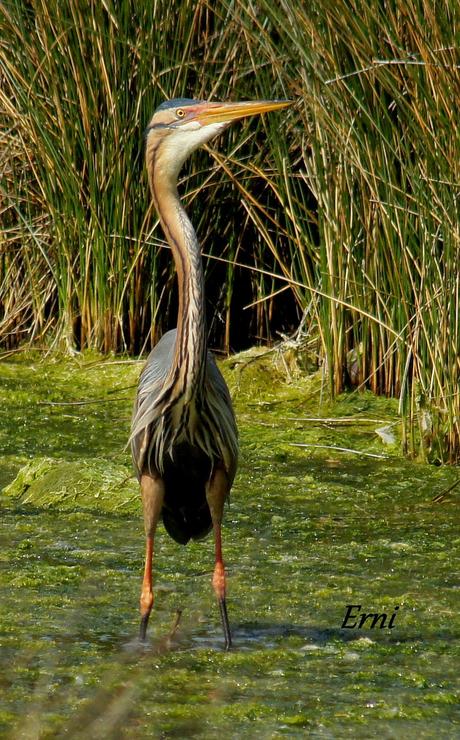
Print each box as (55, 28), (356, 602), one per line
(176, 108), (186, 119)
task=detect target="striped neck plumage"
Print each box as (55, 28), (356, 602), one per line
(149, 162), (207, 402)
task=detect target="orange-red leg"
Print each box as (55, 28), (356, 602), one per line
(139, 473), (164, 641)
(206, 467), (232, 650)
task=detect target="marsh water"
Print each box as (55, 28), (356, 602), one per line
(1, 352), (459, 738)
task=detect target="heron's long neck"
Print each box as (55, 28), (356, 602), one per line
(151, 172), (206, 400)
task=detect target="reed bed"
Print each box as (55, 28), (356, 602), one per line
(1, 0), (459, 461)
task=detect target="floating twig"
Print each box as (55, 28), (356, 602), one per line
(432, 478), (460, 503)
(290, 443), (387, 459)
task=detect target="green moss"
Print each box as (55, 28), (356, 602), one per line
(3, 457), (138, 514)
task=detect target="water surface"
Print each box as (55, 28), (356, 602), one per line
(1, 353), (459, 737)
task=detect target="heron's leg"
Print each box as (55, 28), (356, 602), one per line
(206, 467), (232, 650)
(139, 472), (164, 641)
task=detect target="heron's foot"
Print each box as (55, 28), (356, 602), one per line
(139, 613), (150, 642)
(213, 561), (231, 649)
(139, 587), (153, 641)
(219, 597), (232, 650)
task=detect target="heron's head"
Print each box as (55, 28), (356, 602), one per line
(145, 97), (291, 184)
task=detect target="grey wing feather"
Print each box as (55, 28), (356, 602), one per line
(138, 329), (176, 393)
(130, 330), (176, 475)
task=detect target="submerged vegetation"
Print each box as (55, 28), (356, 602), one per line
(1, 0), (459, 461)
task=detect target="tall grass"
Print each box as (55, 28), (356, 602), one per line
(1, 0), (459, 461)
(219, 0), (460, 462)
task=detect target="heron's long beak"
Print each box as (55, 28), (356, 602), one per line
(194, 99), (292, 125)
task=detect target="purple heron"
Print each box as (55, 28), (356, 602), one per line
(130, 98), (291, 649)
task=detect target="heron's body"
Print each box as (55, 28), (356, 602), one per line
(129, 96), (290, 648)
(131, 328), (237, 544)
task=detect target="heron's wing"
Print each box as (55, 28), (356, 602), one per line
(138, 329), (176, 395)
(131, 330), (238, 482)
(204, 353), (238, 485)
(206, 353), (233, 410)
(130, 330), (176, 471)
